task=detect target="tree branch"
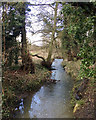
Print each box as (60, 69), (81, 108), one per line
(30, 54), (45, 62)
(31, 40), (50, 44)
(30, 3), (52, 6)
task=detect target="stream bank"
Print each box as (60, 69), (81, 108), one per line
(14, 59), (73, 118)
(62, 59), (95, 119)
(2, 63), (51, 118)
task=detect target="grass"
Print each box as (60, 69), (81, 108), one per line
(77, 99), (85, 105)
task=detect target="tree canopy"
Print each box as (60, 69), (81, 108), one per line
(2, 1), (96, 78)
(61, 2), (96, 79)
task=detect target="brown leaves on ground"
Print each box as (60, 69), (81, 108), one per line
(2, 64), (50, 101)
(2, 64), (51, 118)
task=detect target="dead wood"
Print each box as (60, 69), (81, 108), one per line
(31, 54), (52, 69)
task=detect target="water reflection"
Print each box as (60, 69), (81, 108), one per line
(15, 59), (73, 118)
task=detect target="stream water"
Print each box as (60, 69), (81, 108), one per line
(15, 59), (73, 118)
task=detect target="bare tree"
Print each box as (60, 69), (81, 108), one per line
(47, 2), (58, 63)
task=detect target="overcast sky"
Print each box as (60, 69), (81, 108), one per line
(25, 0), (56, 46)
(22, 0), (92, 46)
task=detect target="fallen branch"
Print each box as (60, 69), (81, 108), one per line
(30, 53), (52, 69)
(31, 54), (45, 62)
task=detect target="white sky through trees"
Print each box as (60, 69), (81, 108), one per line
(26, 0), (56, 46)
(17, 0), (93, 46)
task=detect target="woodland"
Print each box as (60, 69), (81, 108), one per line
(1, 1), (96, 118)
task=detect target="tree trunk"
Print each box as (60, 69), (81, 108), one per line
(21, 24), (27, 65)
(14, 37), (19, 65)
(20, 3), (35, 73)
(2, 3), (6, 63)
(93, 17), (96, 49)
(20, 3), (27, 65)
(47, 2), (58, 63)
(93, 16), (96, 67)
(2, 3), (9, 63)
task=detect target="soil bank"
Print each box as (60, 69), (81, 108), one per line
(62, 59), (95, 119)
(2, 63), (51, 118)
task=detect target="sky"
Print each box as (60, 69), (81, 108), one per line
(16, 1), (50, 46)
(25, 0), (55, 46)
(19, 0), (93, 46)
